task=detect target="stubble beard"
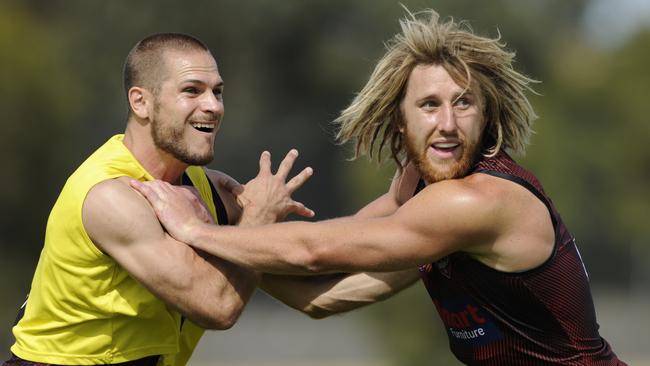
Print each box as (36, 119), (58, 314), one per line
(404, 133), (482, 184)
(150, 100), (214, 166)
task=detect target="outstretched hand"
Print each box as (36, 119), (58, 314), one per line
(129, 180), (213, 244)
(220, 149), (315, 226)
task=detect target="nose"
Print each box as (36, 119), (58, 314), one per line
(437, 103), (457, 134)
(201, 91), (224, 119)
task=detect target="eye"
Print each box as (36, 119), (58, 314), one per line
(183, 87), (199, 95)
(420, 100), (439, 110)
(454, 97), (471, 109)
(213, 88), (223, 99)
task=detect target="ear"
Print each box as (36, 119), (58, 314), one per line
(128, 87), (152, 119)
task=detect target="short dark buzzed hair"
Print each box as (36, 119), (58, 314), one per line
(123, 33), (210, 100)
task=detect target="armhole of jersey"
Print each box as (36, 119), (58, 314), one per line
(471, 170), (563, 275)
(13, 296), (28, 326)
(206, 177), (229, 226)
(181, 172), (193, 186)
(477, 170), (558, 232)
(181, 172), (229, 226)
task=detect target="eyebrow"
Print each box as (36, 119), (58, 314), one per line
(455, 90), (475, 99)
(415, 90), (475, 103)
(180, 79), (224, 87)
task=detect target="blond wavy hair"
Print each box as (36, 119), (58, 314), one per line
(335, 9), (538, 168)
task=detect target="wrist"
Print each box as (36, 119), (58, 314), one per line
(238, 206), (275, 227)
(183, 220), (210, 248)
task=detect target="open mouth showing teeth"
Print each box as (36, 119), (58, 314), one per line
(432, 142), (459, 152)
(191, 122), (215, 133)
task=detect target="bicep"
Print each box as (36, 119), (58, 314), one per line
(83, 179), (259, 329)
(317, 217), (438, 271)
(83, 180), (201, 295)
(316, 182), (498, 271)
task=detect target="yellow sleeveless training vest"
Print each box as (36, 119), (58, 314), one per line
(11, 134), (221, 365)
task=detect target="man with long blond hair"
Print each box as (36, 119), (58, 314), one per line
(131, 10), (626, 365)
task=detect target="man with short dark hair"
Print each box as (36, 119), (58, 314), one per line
(4, 33), (313, 366)
(133, 11), (626, 365)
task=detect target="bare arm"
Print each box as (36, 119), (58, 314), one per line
(83, 178), (258, 330)
(260, 269), (420, 318)
(260, 163), (422, 317)
(140, 177), (501, 275)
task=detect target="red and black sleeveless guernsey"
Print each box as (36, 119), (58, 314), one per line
(418, 151), (625, 365)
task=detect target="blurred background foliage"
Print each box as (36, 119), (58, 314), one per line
(1, 0), (648, 365)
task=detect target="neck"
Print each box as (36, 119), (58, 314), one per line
(123, 121), (187, 184)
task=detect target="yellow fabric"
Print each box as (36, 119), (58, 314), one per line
(160, 165), (218, 366)
(166, 321), (205, 366)
(12, 135), (219, 365)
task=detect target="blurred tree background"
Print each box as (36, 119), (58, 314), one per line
(1, 0), (648, 365)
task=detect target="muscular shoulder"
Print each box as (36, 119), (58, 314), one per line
(462, 172), (549, 231)
(414, 174), (506, 216)
(84, 177), (154, 219)
(395, 174), (521, 252)
(461, 172), (555, 271)
(83, 177), (164, 252)
(386, 172), (553, 270)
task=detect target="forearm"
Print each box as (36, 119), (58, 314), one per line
(196, 250), (260, 327)
(142, 244), (260, 330)
(190, 220), (320, 274)
(182, 172), (427, 275)
(303, 270), (421, 317)
(188, 213), (420, 275)
(262, 269), (420, 318)
(260, 273), (350, 318)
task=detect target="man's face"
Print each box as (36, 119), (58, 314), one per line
(400, 64), (486, 183)
(150, 49), (224, 166)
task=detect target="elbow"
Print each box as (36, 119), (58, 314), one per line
(206, 315), (237, 330)
(199, 298), (245, 330)
(288, 244), (331, 275)
(199, 318), (231, 331)
(206, 309), (240, 330)
(200, 310), (240, 330)
(277, 224), (334, 275)
(302, 304), (336, 319)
